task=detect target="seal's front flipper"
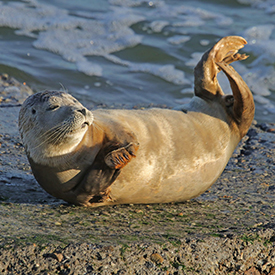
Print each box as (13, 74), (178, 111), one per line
(72, 151), (121, 207)
(71, 142), (139, 206)
(104, 142), (139, 169)
(194, 36), (247, 100)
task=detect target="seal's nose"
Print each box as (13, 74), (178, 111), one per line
(78, 108), (86, 116)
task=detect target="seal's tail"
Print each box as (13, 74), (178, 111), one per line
(194, 36), (248, 100)
(216, 61), (255, 138)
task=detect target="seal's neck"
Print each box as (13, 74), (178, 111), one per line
(27, 122), (105, 168)
(26, 128), (88, 166)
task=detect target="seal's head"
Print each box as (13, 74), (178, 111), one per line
(19, 90), (94, 165)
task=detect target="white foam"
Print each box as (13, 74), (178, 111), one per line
(149, 20), (169, 33)
(254, 95), (271, 105)
(215, 15), (233, 26)
(244, 24), (274, 42)
(217, 73), (232, 95)
(148, 4), (233, 30)
(237, 0), (275, 14)
(186, 52), (203, 67)
(172, 17), (204, 28)
(265, 5), (275, 14)
(0, 0), (237, 83)
(109, 0), (165, 8)
(182, 7), (233, 26)
(241, 25), (275, 100)
(265, 104), (275, 114)
(104, 54), (131, 66)
(33, 11), (143, 58)
(244, 69), (273, 97)
(0, 1), (79, 37)
(105, 53), (190, 85)
(232, 63), (274, 114)
(129, 63), (191, 85)
(0, 1), (144, 77)
(180, 88), (194, 95)
(167, 35), (190, 45)
(102, 6), (145, 28)
(76, 60), (103, 77)
(200, 40), (210, 46)
(174, 98), (192, 105)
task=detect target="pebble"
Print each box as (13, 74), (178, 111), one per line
(150, 253), (164, 264)
(244, 266), (261, 275)
(53, 253), (63, 262)
(135, 209), (143, 213)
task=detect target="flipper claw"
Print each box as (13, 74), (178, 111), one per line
(105, 142), (139, 169)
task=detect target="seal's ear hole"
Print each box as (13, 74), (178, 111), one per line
(32, 109), (36, 115)
(224, 95), (234, 107)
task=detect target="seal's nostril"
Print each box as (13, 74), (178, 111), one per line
(78, 108), (86, 116)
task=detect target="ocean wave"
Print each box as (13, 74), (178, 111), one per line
(0, 0), (274, 119)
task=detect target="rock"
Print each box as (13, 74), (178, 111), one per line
(150, 253), (164, 264)
(244, 266), (261, 275)
(0, 73), (33, 106)
(53, 253), (63, 262)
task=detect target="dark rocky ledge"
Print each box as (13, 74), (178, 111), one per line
(0, 74), (274, 275)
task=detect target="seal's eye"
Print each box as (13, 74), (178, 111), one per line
(46, 105), (60, 111)
(32, 109), (36, 114)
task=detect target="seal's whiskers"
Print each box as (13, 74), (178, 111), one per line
(33, 122), (71, 149)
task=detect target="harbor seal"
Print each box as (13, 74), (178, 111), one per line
(19, 36), (254, 207)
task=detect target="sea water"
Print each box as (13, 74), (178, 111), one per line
(0, 0), (274, 123)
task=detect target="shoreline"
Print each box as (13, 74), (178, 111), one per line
(0, 74), (274, 274)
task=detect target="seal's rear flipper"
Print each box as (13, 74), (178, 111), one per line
(216, 61), (255, 138)
(194, 36), (248, 100)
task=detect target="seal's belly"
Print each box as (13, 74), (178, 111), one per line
(111, 155), (228, 204)
(100, 108), (236, 204)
